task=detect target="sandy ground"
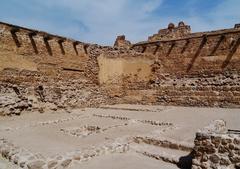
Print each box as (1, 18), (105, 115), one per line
(70, 152), (176, 169)
(0, 105), (239, 169)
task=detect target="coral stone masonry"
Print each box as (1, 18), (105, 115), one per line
(0, 21), (240, 113)
(192, 120), (240, 169)
(0, 21), (240, 169)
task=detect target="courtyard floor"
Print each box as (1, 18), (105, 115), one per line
(0, 105), (239, 169)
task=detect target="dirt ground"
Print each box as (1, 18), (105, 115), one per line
(0, 104), (239, 169)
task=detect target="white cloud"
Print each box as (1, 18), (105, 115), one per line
(209, 0), (240, 29)
(24, 0), (164, 45)
(2, 0), (239, 45)
(148, 0), (240, 38)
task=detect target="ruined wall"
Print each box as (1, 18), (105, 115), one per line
(114, 35), (131, 49)
(1, 21), (240, 114)
(0, 22), (116, 115)
(130, 24), (240, 107)
(97, 49), (157, 104)
(148, 22), (191, 42)
(193, 132), (240, 169)
(192, 120), (240, 169)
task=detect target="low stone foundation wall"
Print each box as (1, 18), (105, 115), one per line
(192, 121), (240, 169)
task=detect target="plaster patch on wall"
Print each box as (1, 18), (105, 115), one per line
(0, 51), (37, 71)
(98, 54), (154, 85)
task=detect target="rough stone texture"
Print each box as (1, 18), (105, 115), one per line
(131, 22), (240, 108)
(201, 119), (227, 134)
(114, 35), (131, 49)
(0, 137), (130, 169)
(192, 120), (240, 169)
(148, 21), (191, 41)
(27, 160), (45, 169)
(0, 20), (240, 116)
(0, 22), (117, 115)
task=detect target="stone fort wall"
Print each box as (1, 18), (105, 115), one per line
(0, 22), (117, 115)
(0, 21), (240, 115)
(127, 22), (240, 107)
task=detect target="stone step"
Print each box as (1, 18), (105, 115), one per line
(131, 142), (193, 169)
(133, 136), (193, 152)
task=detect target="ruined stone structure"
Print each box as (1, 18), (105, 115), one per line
(0, 21), (240, 116)
(114, 35), (131, 49)
(148, 22), (191, 41)
(131, 22), (240, 107)
(192, 120), (240, 169)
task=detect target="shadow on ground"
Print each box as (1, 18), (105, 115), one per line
(177, 151), (194, 169)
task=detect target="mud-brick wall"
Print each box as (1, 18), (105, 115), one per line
(132, 28), (240, 107)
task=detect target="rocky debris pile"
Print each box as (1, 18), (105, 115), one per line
(0, 96), (32, 116)
(0, 138), (130, 169)
(0, 80), (113, 116)
(0, 84), (35, 116)
(192, 120), (240, 169)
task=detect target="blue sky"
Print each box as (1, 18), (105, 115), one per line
(0, 0), (239, 45)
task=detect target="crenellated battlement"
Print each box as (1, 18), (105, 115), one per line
(137, 22), (240, 46)
(0, 21), (91, 58)
(131, 23), (240, 74)
(0, 21), (87, 45)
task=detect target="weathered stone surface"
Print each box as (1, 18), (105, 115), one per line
(0, 21), (240, 114)
(60, 159), (72, 168)
(220, 157), (231, 166)
(192, 121), (240, 169)
(27, 160), (45, 169)
(148, 21), (191, 41)
(114, 35), (131, 49)
(201, 120), (227, 134)
(236, 163), (240, 169)
(47, 160), (58, 168)
(209, 154), (220, 164)
(0, 19), (240, 169)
